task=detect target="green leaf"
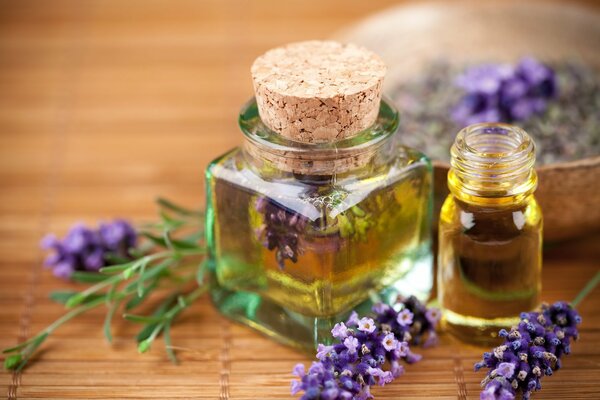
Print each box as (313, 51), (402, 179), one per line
(124, 259), (172, 293)
(103, 299), (122, 343)
(2, 341), (33, 354)
(137, 339), (151, 353)
(140, 232), (165, 247)
(65, 293), (106, 308)
(141, 232), (201, 251)
(177, 295), (187, 309)
(163, 321), (177, 364)
(351, 206), (366, 217)
(125, 281), (158, 311)
(136, 262), (148, 297)
(159, 210), (185, 230)
(106, 283), (117, 305)
(16, 333), (48, 372)
(123, 314), (165, 324)
(103, 252), (131, 265)
(157, 198), (203, 217)
(71, 271), (109, 283)
(99, 261), (136, 274)
(136, 323), (158, 343)
(49, 291), (78, 305)
(196, 259), (210, 286)
(162, 229), (174, 249)
(4, 354), (22, 370)
(135, 294), (177, 342)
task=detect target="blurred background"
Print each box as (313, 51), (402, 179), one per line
(1, 0), (598, 223)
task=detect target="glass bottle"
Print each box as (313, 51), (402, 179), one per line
(438, 123), (542, 345)
(205, 41), (433, 350)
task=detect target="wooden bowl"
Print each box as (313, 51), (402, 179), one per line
(337, 0), (600, 241)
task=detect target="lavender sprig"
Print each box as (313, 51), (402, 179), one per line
(291, 296), (440, 400)
(475, 302), (580, 400)
(3, 198), (206, 371)
(475, 270), (600, 400)
(255, 196), (308, 269)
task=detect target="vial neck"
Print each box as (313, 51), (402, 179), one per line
(448, 123), (537, 206)
(240, 98), (398, 178)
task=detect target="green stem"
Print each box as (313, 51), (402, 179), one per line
(571, 270), (600, 308)
(47, 297), (107, 333)
(164, 286), (207, 321)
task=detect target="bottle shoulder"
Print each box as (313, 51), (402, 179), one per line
(439, 194), (542, 233)
(206, 145), (432, 220)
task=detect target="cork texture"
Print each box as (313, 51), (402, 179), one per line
(251, 40), (386, 143)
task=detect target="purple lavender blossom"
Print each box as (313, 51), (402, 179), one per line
(291, 296), (440, 399)
(475, 302), (581, 400)
(41, 220), (137, 279)
(452, 57), (557, 126)
(375, 295), (440, 349)
(255, 196), (308, 269)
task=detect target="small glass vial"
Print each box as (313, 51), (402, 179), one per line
(438, 123), (542, 345)
(205, 41), (433, 349)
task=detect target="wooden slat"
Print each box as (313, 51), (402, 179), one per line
(1, 0), (599, 398)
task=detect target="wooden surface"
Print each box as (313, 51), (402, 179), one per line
(1, 1), (599, 399)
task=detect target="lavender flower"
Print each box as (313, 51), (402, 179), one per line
(255, 196), (308, 269)
(475, 302), (581, 400)
(291, 296), (440, 399)
(41, 220), (137, 279)
(452, 57), (557, 126)
(375, 295), (441, 349)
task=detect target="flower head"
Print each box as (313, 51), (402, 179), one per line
(41, 220), (137, 279)
(292, 296), (440, 399)
(381, 333), (398, 352)
(254, 196), (308, 269)
(357, 317), (376, 333)
(475, 302), (581, 400)
(316, 344), (334, 361)
(494, 362), (515, 379)
(396, 309), (414, 327)
(425, 308), (442, 325)
(346, 311), (360, 327)
(292, 363), (306, 378)
(452, 57), (557, 126)
(343, 336), (359, 354)
(331, 322), (350, 339)
(480, 377), (515, 400)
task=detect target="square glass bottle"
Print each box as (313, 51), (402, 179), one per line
(205, 41), (433, 350)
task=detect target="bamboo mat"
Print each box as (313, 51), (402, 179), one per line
(0, 1), (599, 398)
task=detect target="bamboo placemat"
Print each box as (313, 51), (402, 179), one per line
(1, 1), (599, 398)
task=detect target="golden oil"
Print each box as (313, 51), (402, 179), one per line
(438, 123), (542, 345)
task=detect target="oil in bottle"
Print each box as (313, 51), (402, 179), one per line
(438, 123), (542, 345)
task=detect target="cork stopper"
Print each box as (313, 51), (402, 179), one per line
(251, 40), (386, 143)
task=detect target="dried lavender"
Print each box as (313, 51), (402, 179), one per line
(390, 59), (600, 165)
(291, 296), (440, 399)
(452, 58), (556, 126)
(475, 302), (581, 400)
(41, 220), (137, 279)
(255, 196), (308, 269)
